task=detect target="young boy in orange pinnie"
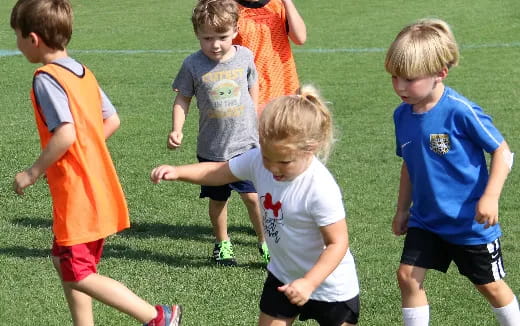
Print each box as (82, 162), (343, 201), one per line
(11, 0), (181, 325)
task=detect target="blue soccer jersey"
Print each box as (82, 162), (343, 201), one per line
(394, 86), (504, 245)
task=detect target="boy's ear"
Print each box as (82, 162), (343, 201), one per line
(28, 32), (40, 46)
(436, 67), (449, 82)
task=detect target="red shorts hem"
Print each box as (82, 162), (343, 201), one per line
(51, 238), (105, 282)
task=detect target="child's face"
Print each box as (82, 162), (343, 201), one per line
(391, 73), (444, 111)
(196, 25), (238, 63)
(261, 140), (314, 182)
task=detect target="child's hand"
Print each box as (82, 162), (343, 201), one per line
(392, 211), (409, 236)
(475, 194), (499, 228)
(167, 131), (183, 149)
(277, 278), (314, 306)
(13, 169), (38, 195)
(150, 165), (178, 184)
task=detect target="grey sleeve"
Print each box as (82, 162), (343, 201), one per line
(99, 88), (117, 119)
(33, 73), (73, 132)
(246, 50), (258, 88)
(172, 59), (195, 97)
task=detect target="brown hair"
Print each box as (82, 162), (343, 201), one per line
(259, 85), (334, 162)
(10, 0), (72, 50)
(191, 0), (239, 34)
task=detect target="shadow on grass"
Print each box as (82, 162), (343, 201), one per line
(5, 218), (265, 268)
(119, 221), (258, 246)
(11, 216), (52, 228)
(103, 243), (213, 267)
(104, 244), (266, 269)
(9, 217), (257, 245)
(0, 244), (266, 269)
(0, 246), (49, 258)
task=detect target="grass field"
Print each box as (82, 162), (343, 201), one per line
(1, 0), (519, 325)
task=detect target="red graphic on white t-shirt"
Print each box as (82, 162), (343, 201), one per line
(263, 193), (282, 218)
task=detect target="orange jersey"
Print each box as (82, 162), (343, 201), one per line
(235, 0), (300, 108)
(31, 63), (129, 246)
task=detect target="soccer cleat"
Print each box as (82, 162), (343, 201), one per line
(258, 242), (270, 264)
(213, 240), (237, 266)
(145, 304), (183, 326)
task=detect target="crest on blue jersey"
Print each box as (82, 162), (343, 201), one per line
(429, 134), (450, 155)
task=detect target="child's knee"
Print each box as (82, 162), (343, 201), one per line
(241, 192), (259, 206)
(396, 265), (424, 290)
(396, 268), (410, 287)
(475, 280), (513, 301)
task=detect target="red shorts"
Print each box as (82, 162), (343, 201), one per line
(51, 238), (105, 282)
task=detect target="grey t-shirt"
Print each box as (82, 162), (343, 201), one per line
(33, 57), (116, 132)
(173, 45), (259, 161)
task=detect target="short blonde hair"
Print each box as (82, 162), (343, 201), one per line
(385, 18), (459, 79)
(191, 0), (238, 34)
(10, 0), (72, 51)
(259, 85), (334, 162)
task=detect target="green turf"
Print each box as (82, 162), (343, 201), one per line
(1, 0), (519, 325)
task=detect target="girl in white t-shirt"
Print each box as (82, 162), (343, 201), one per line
(151, 85), (360, 326)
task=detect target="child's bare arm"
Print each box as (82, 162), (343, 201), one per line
(392, 161), (412, 236)
(103, 113), (120, 139)
(249, 80), (259, 112)
(168, 93), (191, 149)
(151, 161), (240, 185)
(475, 141), (513, 228)
(282, 0), (307, 45)
(278, 219), (348, 306)
(13, 123), (75, 195)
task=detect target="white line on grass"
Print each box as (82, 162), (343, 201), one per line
(1, 42), (519, 57)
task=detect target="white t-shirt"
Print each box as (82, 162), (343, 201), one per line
(229, 148), (359, 302)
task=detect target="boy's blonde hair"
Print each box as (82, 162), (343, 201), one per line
(10, 0), (72, 51)
(259, 85), (334, 162)
(385, 18), (459, 79)
(191, 0), (239, 34)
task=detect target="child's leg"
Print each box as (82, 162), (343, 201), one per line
(62, 287), (94, 326)
(54, 256), (156, 323)
(258, 312), (295, 326)
(52, 256), (95, 326)
(209, 198), (237, 265)
(475, 280), (520, 325)
(52, 241), (182, 325)
(397, 264), (429, 326)
(453, 237), (520, 325)
(239, 192), (264, 243)
(397, 264), (428, 307)
(66, 273), (157, 323)
(209, 198), (229, 242)
(475, 279), (514, 307)
(396, 228), (452, 325)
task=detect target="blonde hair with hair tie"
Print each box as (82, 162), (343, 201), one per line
(259, 85), (334, 162)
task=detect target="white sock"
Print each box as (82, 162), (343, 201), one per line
(402, 305), (429, 326)
(493, 296), (520, 326)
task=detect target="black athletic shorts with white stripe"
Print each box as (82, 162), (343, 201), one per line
(401, 227), (506, 285)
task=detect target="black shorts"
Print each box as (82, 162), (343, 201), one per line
(259, 272), (360, 326)
(401, 227), (506, 285)
(197, 155), (256, 201)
